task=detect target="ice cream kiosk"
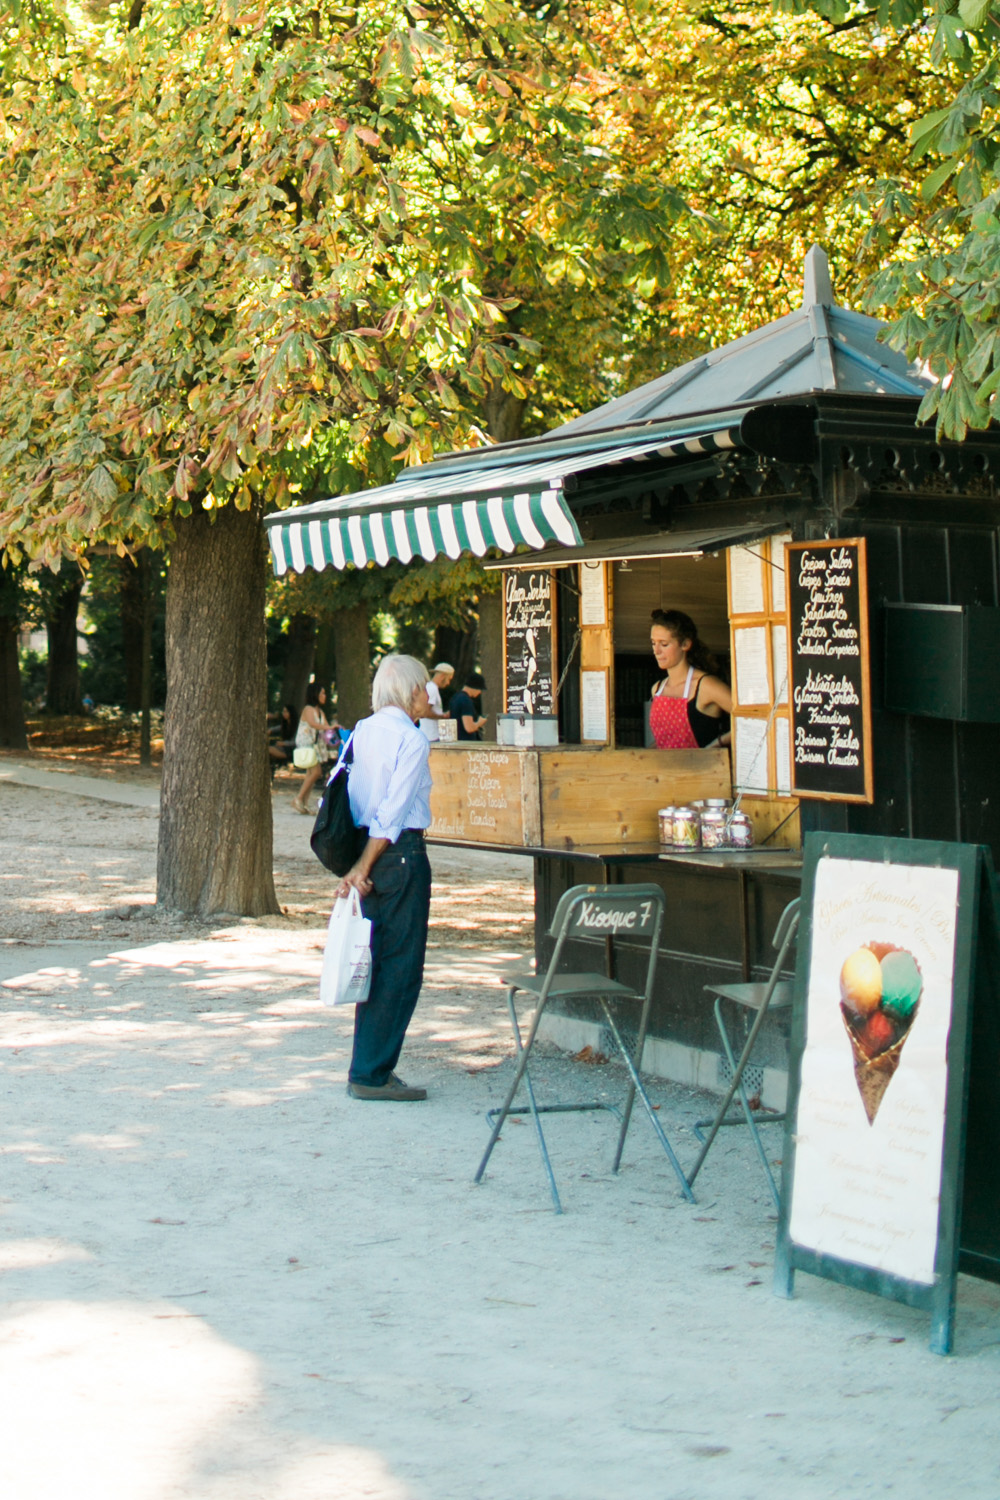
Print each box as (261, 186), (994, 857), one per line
(266, 248), (1000, 1293)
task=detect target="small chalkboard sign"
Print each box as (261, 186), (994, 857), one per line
(775, 831), (1000, 1354)
(504, 569), (554, 716)
(786, 538), (873, 803)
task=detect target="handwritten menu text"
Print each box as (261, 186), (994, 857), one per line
(786, 539), (872, 801)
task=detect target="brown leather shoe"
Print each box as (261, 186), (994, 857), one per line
(347, 1075), (427, 1101)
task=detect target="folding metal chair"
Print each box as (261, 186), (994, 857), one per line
(685, 897), (800, 1210)
(474, 883), (694, 1213)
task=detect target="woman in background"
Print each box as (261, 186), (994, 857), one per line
(269, 703), (299, 769)
(292, 683), (331, 814)
(649, 609), (732, 750)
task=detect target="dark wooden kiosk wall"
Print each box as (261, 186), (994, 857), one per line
(537, 392), (1000, 1110)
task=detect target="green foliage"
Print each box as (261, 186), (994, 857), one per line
(79, 553), (167, 707)
(778, 0), (1000, 437)
(0, 0), (695, 568)
(17, 648), (47, 706)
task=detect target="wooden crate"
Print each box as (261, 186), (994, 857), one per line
(428, 745), (730, 848)
(428, 746), (540, 846)
(738, 794), (801, 849)
(538, 747), (730, 845)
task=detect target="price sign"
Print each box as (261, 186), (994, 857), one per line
(786, 538), (873, 803)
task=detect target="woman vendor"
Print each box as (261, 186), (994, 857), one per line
(649, 608), (732, 750)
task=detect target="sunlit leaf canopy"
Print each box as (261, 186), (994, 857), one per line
(0, 0), (696, 567)
(782, 0), (1000, 436)
(0, 0), (989, 583)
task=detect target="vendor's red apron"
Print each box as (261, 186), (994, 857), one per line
(650, 667), (699, 750)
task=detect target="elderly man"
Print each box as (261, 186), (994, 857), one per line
(419, 661), (454, 743)
(337, 654), (433, 1101)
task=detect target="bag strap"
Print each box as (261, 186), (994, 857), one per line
(325, 729), (355, 785)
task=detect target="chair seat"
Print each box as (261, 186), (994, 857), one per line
(505, 971), (642, 1001)
(704, 979), (794, 1012)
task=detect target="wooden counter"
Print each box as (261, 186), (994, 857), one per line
(428, 744), (731, 848)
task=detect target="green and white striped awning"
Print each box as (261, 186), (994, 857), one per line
(267, 485), (581, 577)
(265, 421), (743, 576)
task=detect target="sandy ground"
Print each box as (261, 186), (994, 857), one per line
(1, 756), (1000, 1500)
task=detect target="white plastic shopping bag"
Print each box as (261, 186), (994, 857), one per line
(320, 888), (372, 1007)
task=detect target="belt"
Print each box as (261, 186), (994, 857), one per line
(359, 827), (425, 843)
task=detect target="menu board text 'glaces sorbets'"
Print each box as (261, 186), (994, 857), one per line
(786, 538), (873, 803)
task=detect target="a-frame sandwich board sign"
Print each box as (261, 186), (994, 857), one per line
(774, 832), (1000, 1355)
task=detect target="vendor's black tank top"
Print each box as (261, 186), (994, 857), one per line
(687, 677), (730, 748)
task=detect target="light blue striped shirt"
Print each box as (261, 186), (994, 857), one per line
(347, 706), (433, 842)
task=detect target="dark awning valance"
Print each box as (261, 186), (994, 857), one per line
(482, 520), (791, 569)
(264, 421), (744, 576)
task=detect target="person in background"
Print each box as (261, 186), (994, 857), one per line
(337, 655), (433, 1101)
(269, 703), (299, 768)
(292, 682), (332, 814)
(649, 609), (732, 749)
(419, 661), (454, 742)
(450, 671), (487, 741)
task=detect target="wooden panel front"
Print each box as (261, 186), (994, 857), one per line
(428, 746), (537, 845)
(429, 745), (732, 848)
(538, 747), (730, 845)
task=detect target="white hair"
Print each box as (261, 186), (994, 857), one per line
(372, 654), (429, 713)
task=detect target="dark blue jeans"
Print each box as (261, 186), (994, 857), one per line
(349, 831), (431, 1087)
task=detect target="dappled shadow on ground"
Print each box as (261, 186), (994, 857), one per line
(0, 1297), (414, 1500)
(5, 791), (1000, 1497)
(4, 916), (1000, 1500)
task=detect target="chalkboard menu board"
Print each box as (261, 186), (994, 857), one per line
(786, 538), (873, 802)
(504, 569), (554, 716)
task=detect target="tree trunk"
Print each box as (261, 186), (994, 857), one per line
(483, 379), (526, 444)
(45, 574), (83, 715)
(477, 589), (503, 743)
(121, 554), (144, 711)
(434, 624), (478, 696)
(278, 612), (316, 710)
(0, 609), (27, 751)
(156, 501), (279, 916)
(332, 603), (371, 728)
(312, 621), (336, 705)
(139, 548), (153, 768)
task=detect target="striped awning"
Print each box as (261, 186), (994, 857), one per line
(267, 487), (580, 577)
(264, 420), (743, 576)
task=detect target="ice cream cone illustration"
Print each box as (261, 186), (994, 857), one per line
(839, 944), (922, 1124)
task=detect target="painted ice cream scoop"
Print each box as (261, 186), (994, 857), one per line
(839, 947), (883, 1017)
(880, 950), (922, 1022)
(839, 943), (923, 1124)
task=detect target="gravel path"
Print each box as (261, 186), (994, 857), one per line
(1, 762), (999, 1500)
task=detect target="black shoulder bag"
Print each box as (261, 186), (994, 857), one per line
(310, 733), (367, 875)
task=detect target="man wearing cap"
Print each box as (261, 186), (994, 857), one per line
(451, 672), (488, 741)
(419, 662), (454, 742)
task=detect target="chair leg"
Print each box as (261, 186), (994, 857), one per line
(611, 986), (655, 1174)
(474, 988), (563, 1214)
(686, 996), (781, 1211)
(600, 1000), (694, 1202)
(504, 986), (563, 1215)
